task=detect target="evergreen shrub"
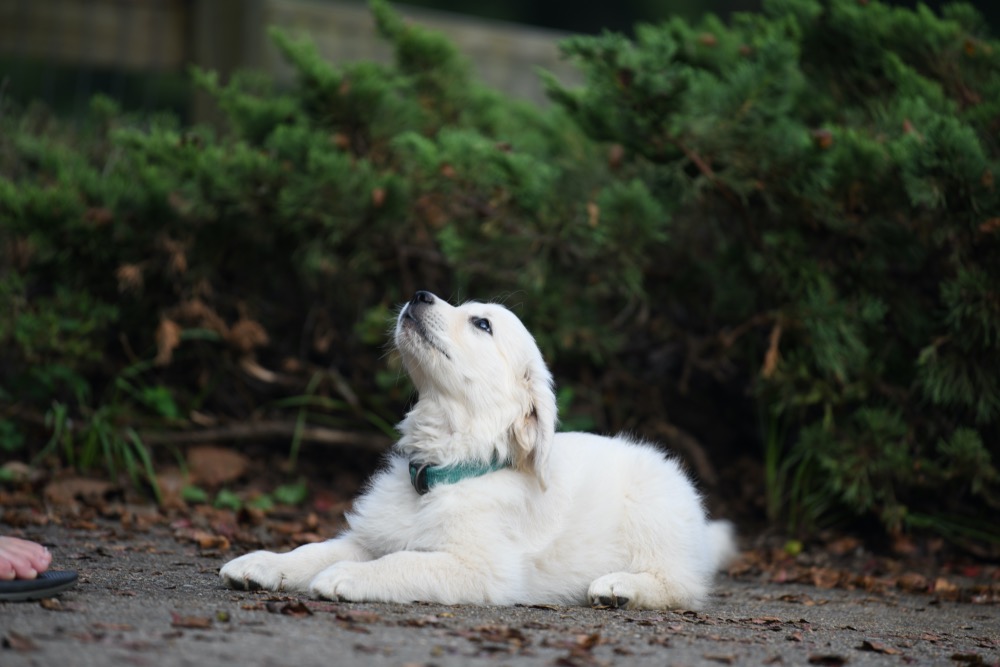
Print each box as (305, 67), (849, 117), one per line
(1, 0), (997, 546)
(547, 0), (1000, 543)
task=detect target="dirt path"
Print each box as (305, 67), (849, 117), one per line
(1, 522), (997, 667)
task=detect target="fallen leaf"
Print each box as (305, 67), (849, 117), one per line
(858, 640), (901, 655)
(262, 600), (312, 617)
(897, 572), (929, 593)
(335, 609), (380, 624)
(278, 601), (313, 617)
(808, 655), (847, 665)
(750, 616), (783, 625)
(811, 567), (842, 589)
(705, 654), (736, 664)
(934, 577), (960, 600)
(43, 477), (113, 510)
(187, 446), (249, 487)
(472, 624), (526, 646)
(39, 598), (73, 612)
(2, 632), (38, 651)
(827, 536), (861, 556)
(170, 612), (212, 629)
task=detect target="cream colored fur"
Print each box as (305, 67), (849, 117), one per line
(220, 291), (735, 609)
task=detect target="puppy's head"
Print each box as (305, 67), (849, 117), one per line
(395, 291), (556, 486)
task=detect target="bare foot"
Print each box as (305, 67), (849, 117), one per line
(0, 537), (52, 580)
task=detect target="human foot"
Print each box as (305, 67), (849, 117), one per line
(0, 536), (52, 580)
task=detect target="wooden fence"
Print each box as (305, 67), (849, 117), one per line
(0, 0), (582, 117)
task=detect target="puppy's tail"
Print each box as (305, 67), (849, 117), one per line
(707, 520), (738, 571)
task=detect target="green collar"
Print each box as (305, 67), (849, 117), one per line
(408, 456), (511, 495)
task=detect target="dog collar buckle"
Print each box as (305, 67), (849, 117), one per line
(410, 462), (431, 495)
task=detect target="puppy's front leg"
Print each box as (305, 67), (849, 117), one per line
(221, 534), (371, 593)
(310, 550), (493, 604)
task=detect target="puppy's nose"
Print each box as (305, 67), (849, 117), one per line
(412, 291), (436, 306)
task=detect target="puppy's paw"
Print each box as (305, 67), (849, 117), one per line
(588, 573), (638, 610)
(220, 551), (299, 592)
(309, 562), (367, 602)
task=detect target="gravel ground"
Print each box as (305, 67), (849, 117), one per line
(1, 523), (997, 667)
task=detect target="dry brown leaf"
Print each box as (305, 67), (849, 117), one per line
(84, 207), (114, 226)
(698, 32), (718, 46)
(826, 536), (861, 556)
(608, 144), (625, 170)
(978, 218), (1000, 234)
(43, 477), (113, 510)
(267, 601), (312, 617)
(154, 467), (189, 511)
(811, 567), (842, 589)
(226, 318), (269, 353)
(172, 299), (228, 335)
(187, 446), (249, 487)
(335, 609), (381, 624)
(858, 640), (900, 655)
(811, 129), (834, 149)
(116, 264), (144, 293)
(154, 318), (183, 366)
(170, 612), (212, 629)
(896, 572), (929, 593)
(3, 631), (38, 651)
(933, 577), (960, 600)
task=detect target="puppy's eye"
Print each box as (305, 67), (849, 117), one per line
(471, 317), (493, 335)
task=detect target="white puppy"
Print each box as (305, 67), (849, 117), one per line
(220, 291), (735, 609)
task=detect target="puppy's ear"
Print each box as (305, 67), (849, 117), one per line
(510, 358), (557, 490)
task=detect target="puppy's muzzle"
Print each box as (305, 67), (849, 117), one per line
(402, 290), (436, 325)
(407, 290), (435, 312)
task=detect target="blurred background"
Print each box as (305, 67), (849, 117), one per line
(2, 0), (997, 120)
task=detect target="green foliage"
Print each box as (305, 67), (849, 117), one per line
(548, 0), (1000, 541)
(185, 481), (308, 512)
(1, 0), (998, 546)
(273, 479), (309, 506)
(181, 485), (210, 504)
(213, 489), (243, 511)
(37, 402), (161, 503)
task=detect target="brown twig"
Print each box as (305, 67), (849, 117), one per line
(139, 421), (393, 452)
(760, 321), (783, 379)
(666, 135), (760, 246)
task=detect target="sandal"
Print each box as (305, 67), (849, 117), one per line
(0, 571), (78, 602)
